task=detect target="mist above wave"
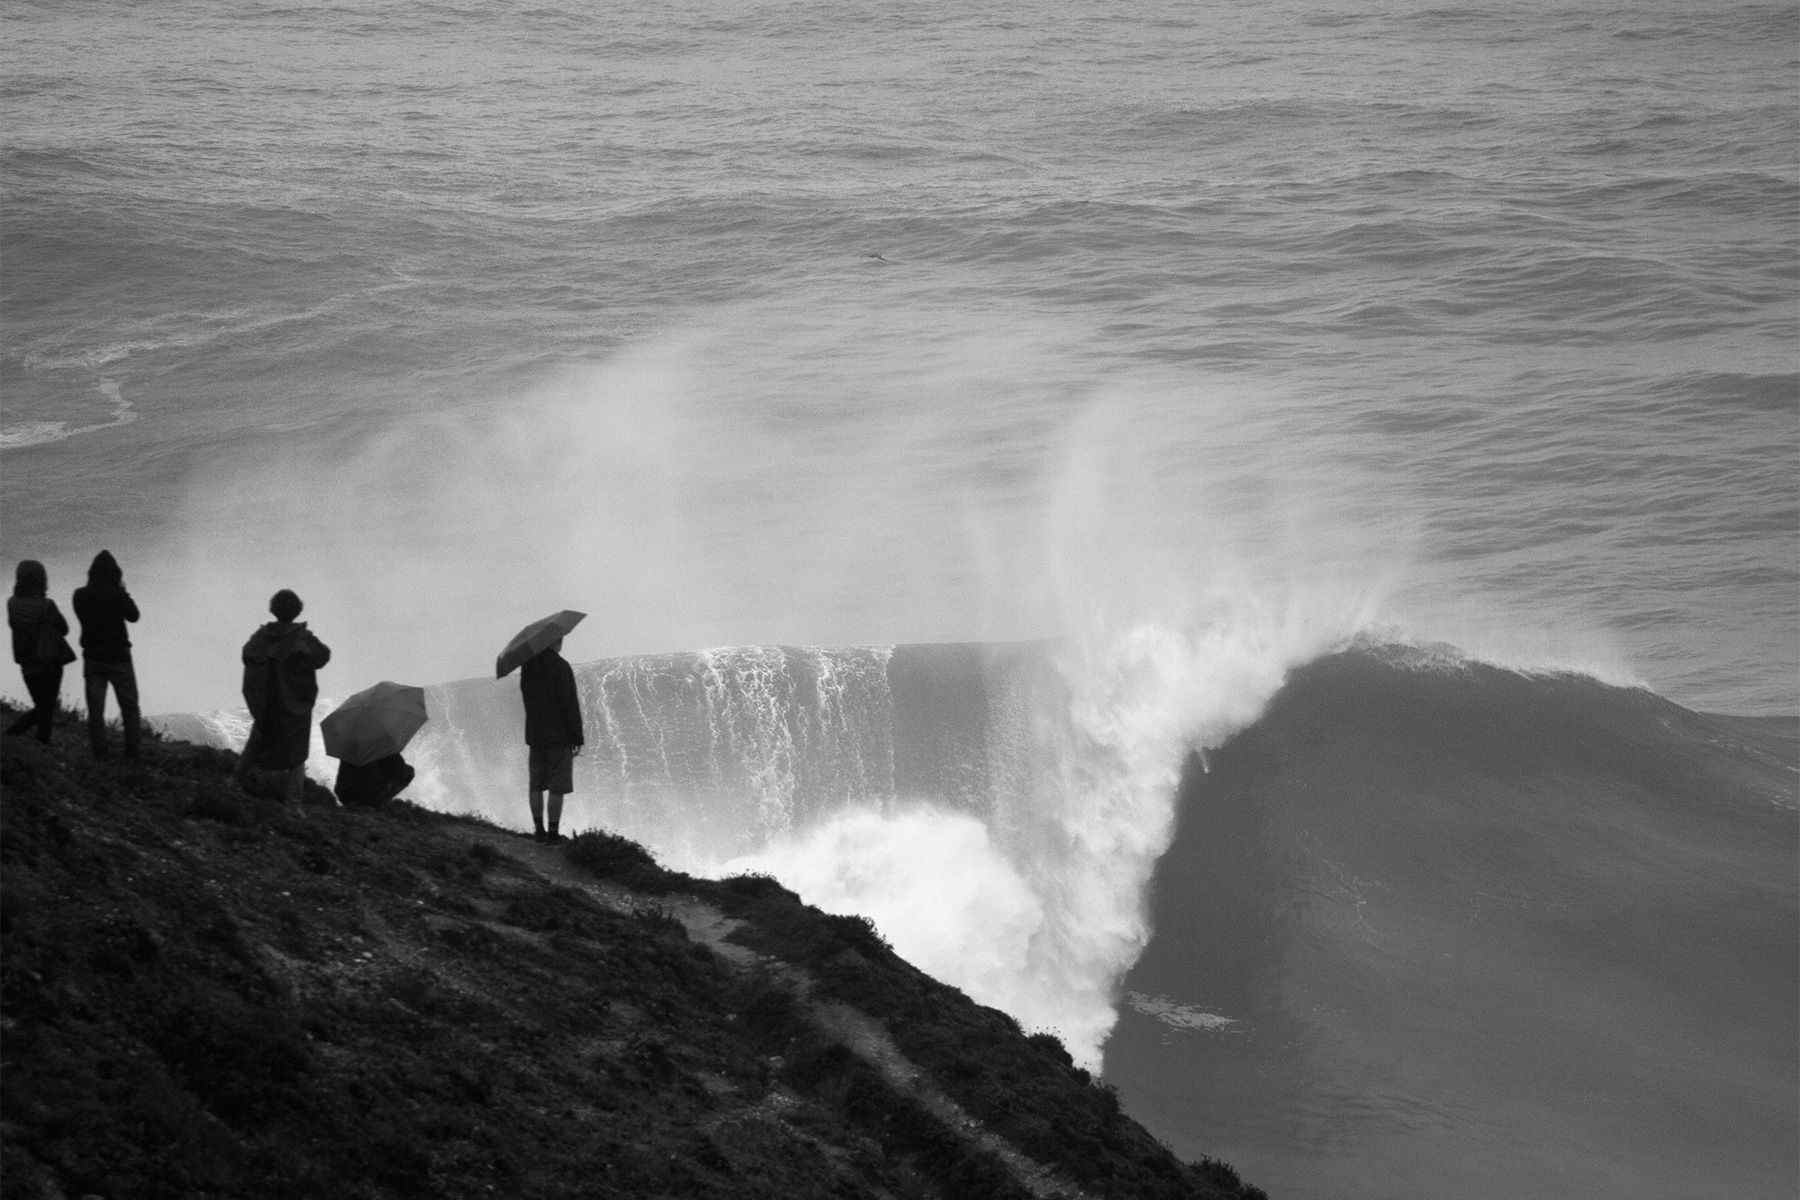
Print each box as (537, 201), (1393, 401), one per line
(132, 304), (1654, 1066)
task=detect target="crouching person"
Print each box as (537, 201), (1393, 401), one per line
(334, 752), (415, 808)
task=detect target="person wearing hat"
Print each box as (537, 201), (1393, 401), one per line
(239, 589), (331, 813)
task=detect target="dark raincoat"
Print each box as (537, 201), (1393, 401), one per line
(334, 753), (415, 807)
(520, 648), (583, 748)
(242, 620), (332, 770)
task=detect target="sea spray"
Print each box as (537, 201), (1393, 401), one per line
(703, 613), (1378, 1068)
(980, 595), (1373, 1066)
(722, 805), (1047, 1011)
(168, 366), (1397, 1068)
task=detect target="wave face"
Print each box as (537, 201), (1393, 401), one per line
(1107, 647), (1798, 1200)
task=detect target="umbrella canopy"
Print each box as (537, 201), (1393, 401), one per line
(495, 609), (586, 678)
(321, 681), (429, 766)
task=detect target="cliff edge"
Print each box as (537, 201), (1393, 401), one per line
(1, 707), (1265, 1200)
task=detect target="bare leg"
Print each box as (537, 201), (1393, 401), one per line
(547, 791), (565, 839)
(528, 788), (545, 837)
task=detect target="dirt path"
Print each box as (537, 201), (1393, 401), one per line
(449, 824), (1096, 1200)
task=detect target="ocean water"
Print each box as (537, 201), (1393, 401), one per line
(1112, 649), (1796, 1199)
(5, 0), (1797, 1196)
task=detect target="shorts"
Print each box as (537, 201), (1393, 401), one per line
(528, 743), (576, 794)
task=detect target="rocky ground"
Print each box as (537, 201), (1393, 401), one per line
(0, 704), (1266, 1200)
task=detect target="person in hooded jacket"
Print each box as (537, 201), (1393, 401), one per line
(240, 589), (331, 812)
(71, 549), (142, 758)
(6, 560), (73, 743)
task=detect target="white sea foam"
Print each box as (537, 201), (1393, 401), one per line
(721, 805), (1049, 1015)
(0, 378), (136, 451)
(1361, 616), (1645, 691)
(1125, 991), (1239, 1034)
(0, 421), (73, 450)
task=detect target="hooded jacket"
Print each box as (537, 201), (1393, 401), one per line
(71, 550), (140, 661)
(8, 598), (70, 674)
(242, 620), (332, 770)
(9, 560), (69, 673)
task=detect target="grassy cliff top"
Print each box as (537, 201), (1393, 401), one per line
(1, 707), (1265, 1200)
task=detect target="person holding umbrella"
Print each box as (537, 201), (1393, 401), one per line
(322, 680), (426, 807)
(498, 611), (585, 843)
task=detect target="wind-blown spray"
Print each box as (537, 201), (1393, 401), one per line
(160, 330), (1403, 1070)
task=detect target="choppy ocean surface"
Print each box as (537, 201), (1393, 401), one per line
(5, 0), (1797, 1196)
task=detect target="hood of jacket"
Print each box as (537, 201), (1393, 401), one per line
(244, 620), (314, 661)
(86, 550), (123, 590)
(12, 560), (47, 599)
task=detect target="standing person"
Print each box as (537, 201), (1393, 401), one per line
(519, 636), (583, 842)
(6, 560), (74, 743)
(71, 549), (142, 758)
(240, 589), (331, 814)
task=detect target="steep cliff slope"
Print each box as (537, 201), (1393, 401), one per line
(0, 708), (1263, 1200)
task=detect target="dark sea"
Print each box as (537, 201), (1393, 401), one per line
(4, 1), (1796, 1196)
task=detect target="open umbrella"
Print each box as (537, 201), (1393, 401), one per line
(495, 609), (586, 678)
(321, 681), (429, 766)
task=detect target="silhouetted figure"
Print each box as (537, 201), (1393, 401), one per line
(72, 549), (142, 758)
(239, 589), (331, 814)
(519, 635), (583, 842)
(6, 560), (73, 743)
(334, 752), (415, 808)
